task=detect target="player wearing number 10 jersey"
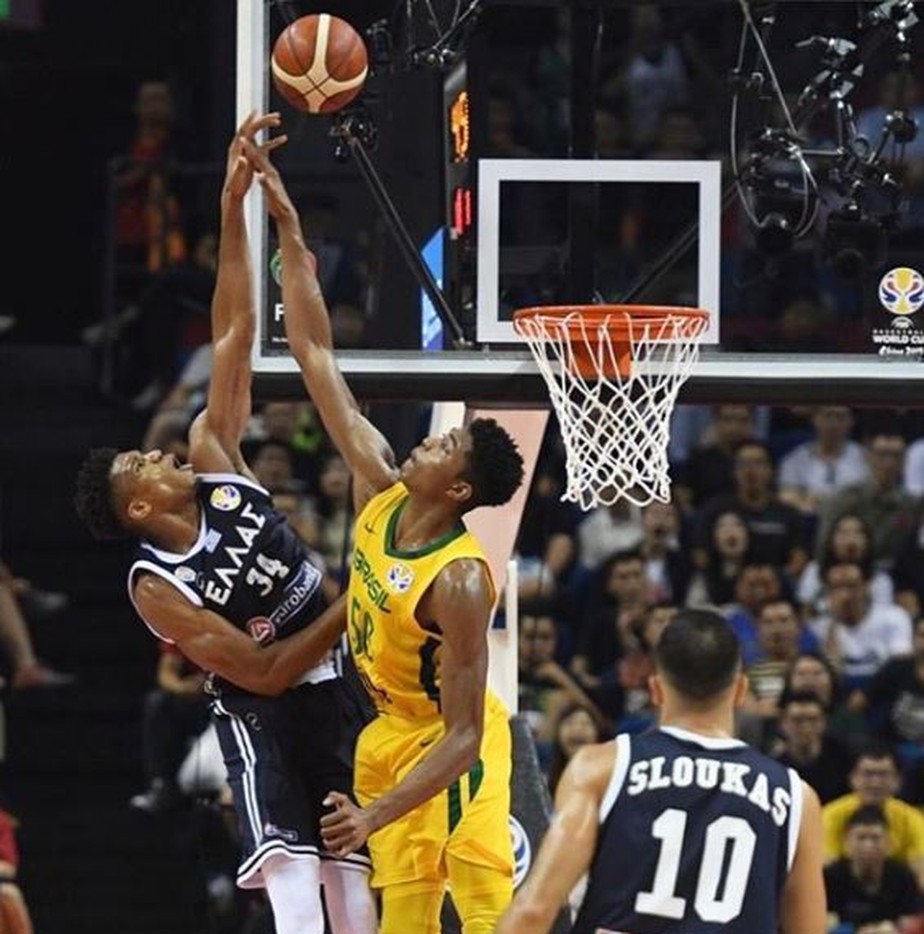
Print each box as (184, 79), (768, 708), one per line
(496, 608), (826, 934)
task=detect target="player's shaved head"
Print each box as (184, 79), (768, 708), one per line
(654, 609), (741, 701)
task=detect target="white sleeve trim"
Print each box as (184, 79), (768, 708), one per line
(786, 767), (804, 873)
(198, 472), (271, 496)
(599, 734), (631, 823)
(128, 561), (203, 643)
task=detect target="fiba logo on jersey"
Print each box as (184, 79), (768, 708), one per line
(509, 815), (531, 888)
(386, 563), (414, 593)
(879, 267), (924, 323)
(210, 485), (242, 511)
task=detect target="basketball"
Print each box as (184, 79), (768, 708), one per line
(271, 13), (368, 115)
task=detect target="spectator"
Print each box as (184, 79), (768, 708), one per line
(609, 603), (677, 731)
(774, 690), (851, 804)
(815, 432), (922, 572)
(693, 440), (808, 578)
(783, 651), (858, 744)
(825, 804), (923, 932)
(673, 404), (755, 512)
(130, 643), (210, 814)
(249, 441), (304, 495)
(514, 445), (582, 609)
(891, 517), (924, 621)
(576, 499), (643, 572)
(823, 745), (924, 888)
(722, 562), (784, 666)
(141, 343), (212, 453)
(314, 453), (353, 585)
(617, 5), (690, 153)
(517, 601), (605, 745)
(638, 500), (690, 604)
(797, 513), (895, 619)
(545, 702), (606, 798)
(855, 616), (924, 752)
(778, 406), (869, 515)
(571, 549), (650, 690)
(809, 561), (912, 692)
(685, 509), (750, 607)
(742, 599), (805, 724)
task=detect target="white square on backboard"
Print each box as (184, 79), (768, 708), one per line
(476, 159), (722, 345)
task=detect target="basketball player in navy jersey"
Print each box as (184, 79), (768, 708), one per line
(73, 113), (375, 934)
(496, 608), (826, 934)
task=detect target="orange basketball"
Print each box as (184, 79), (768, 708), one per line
(271, 13), (368, 115)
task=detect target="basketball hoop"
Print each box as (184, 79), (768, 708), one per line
(513, 305), (710, 510)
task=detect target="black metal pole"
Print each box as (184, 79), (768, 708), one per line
(333, 113), (471, 348)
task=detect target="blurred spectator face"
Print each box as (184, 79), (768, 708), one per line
(733, 443), (774, 495)
(850, 755), (900, 805)
(824, 563), (868, 625)
(643, 605), (677, 648)
(780, 698), (826, 753)
(867, 435), (906, 489)
(757, 601), (800, 660)
(518, 614), (557, 669)
(845, 818), (889, 873)
(713, 406), (753, 449)
(557, 707), (600, 758)
(331, 303), (366, 349)
(607, 557), (647, 603)
(735, 565), (780, 614)
(252, 442), (295, 493)
(789, 655), (834, 707)
(261, 402), (301, 440)
(320, 455), (350, 506)
(193, 233), (218, 271)
(643, 502), (678, 543)
(813, 407), (852, 446)
(829, 515), (869, 563)
(713, 511), (749, 560)
(135, 81), (174, 126)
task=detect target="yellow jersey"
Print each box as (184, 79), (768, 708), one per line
(348, 481), (497, 721)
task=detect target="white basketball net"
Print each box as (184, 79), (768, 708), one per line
(516, 307), (709, 510)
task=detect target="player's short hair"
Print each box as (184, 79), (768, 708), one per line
(846, 803), (888, 831)
(461, 418), (524, 512)
(74, 448), (128, 541)
(654, 608), (741, 701)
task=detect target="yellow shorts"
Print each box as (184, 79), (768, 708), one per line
(354, 693), (514, 889)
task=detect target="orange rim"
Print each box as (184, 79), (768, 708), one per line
(513, 304), (709, 378)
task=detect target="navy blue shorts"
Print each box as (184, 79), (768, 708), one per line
(213, 677), (372, 888)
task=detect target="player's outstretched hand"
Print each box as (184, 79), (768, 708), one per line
(240, 137), (297, 223)
(320, 791), (374, 857)
(223, 111), (287, 200)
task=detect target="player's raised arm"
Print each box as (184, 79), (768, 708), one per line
(495, 743), (611, 934)
(132, 575), (347, 697)
(242, 137), (397, 508)
(193, 112), (286, 474)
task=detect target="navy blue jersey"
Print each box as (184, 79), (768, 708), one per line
(127, 473), (329, 689)
(572, 726), (803, 934)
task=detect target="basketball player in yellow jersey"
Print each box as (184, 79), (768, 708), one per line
(243, 138), (525, 934)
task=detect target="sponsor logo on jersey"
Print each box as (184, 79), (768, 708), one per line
(386, 562), (414, 594)
(509, 815), (531, 889)
(879, 266), (924, 320)
(247, 616), (276, 645)
(204, 529), (222, 553)
(175, 566), (196, 583)
(210, 485), (242, 512)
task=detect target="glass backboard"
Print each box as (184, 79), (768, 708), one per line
(241, 0), (924, 405)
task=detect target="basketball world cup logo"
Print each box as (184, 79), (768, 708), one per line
(210, 485), (242, 512)
(386, 563), (414, 594)
(509, 815), (532, 889)
(879, 267), (924, 322)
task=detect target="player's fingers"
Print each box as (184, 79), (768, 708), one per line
(236, 109), (258, 136)
(250, 112), (282, 136)
(262, 135), (288, 154)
